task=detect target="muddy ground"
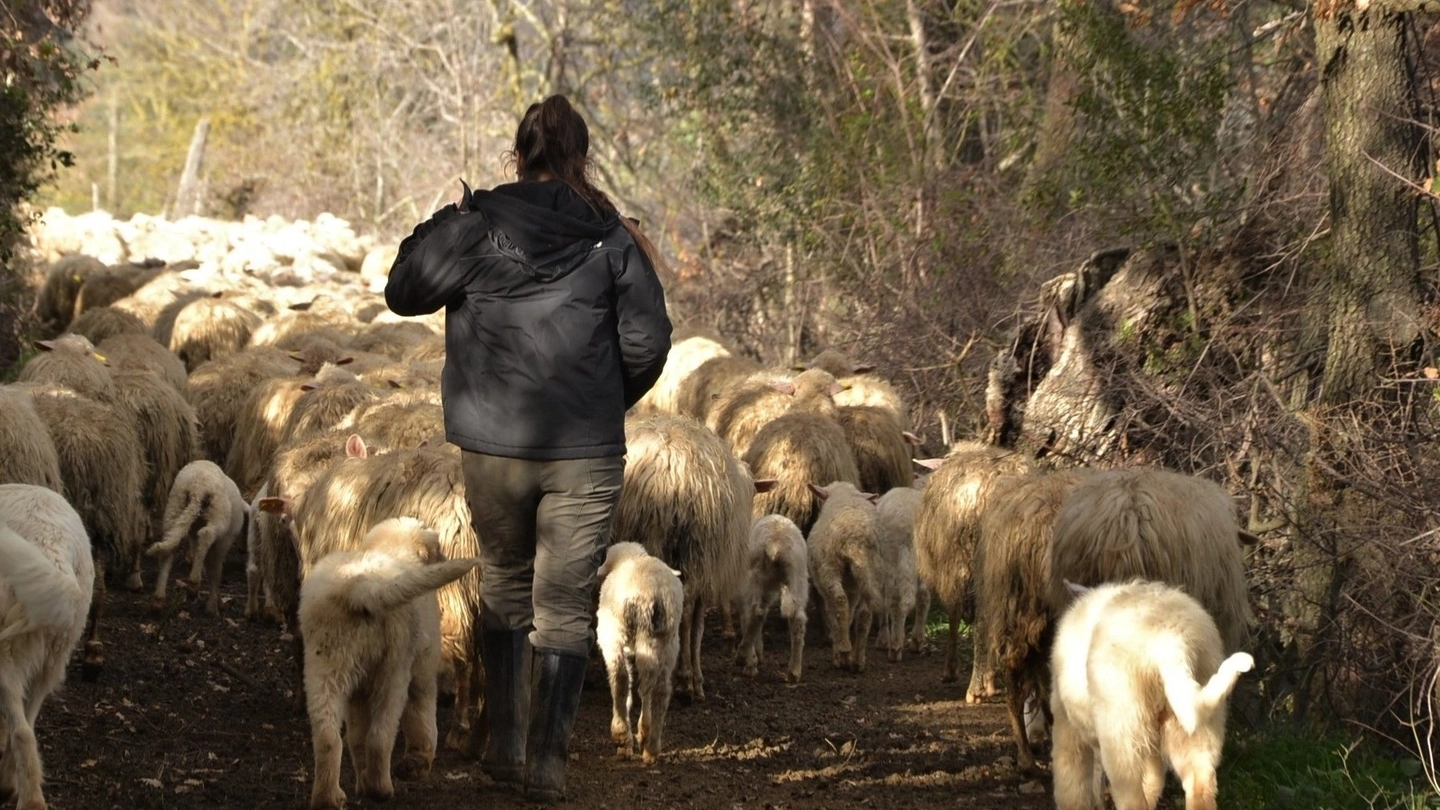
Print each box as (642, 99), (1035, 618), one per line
(37, 552), (1069, 810)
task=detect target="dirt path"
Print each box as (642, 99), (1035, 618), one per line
(38, 564), (1055, 810)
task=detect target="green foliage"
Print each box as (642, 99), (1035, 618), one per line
(1221, 733), (1437, 810)
(0, 1), (99, 262)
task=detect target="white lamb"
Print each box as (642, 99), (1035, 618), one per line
(148, 459), (249, 615)
(1049, 579), (1253, 810)
(733, 514), (809, 683)
(806, 481), (883, 673)
(596, 541), (684, 764)
(0, 483), (95, 810)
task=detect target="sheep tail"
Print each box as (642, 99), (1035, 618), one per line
(339, 557), (479, 615)
(1196, 652), (1254, 714)
(624, 597), (669, 638)
(149, 491), (206, 557)
(0, 521), (83, 642)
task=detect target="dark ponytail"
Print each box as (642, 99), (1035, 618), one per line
(510, 95), (668, 274)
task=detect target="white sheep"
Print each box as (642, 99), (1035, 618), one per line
(1050, 579), (1253, 810)
(300, 517), (479, 810)
(733, 513), (809, 683)
(18, 333), (115, 403)
(0, 385), (64, 494)
(1048, 467), (1253, 655)
(148, 460), (249, 615)
(873, 484), (927, 661)
(596, 541), (684, 764)
(0, 483), (95, 810)
(806, 481), (883, 673)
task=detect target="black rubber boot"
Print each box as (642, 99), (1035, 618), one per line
(523, 650), (588, 804)
(480, 628), (531, 784)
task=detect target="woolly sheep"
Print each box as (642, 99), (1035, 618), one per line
(301, 517), (479, 809)
(836, 404), (915, 496)
(806, 481), (884, 673)
(149, 460), (249, 615)
(596, 541), (684, 763)
(66, 305), (149, 344)
(168, 293), (263, 371)
(283, 442), (484, 751)
(226, 376), (313, 499)
(911, 440), (1036, 697)
(349, 320), (441, 361)
(675, 353), (761, 421)
(873, 484), (928, 661)
(0, 484), (95, 810)
(610, 414), (763, 702)
(743, 369), (861, 535)
(631, 331), (733, 416)
(36, 253), (106, 335)
(189, 346), (307, 463)
(972, 468), (1094, 771)
(341, 392), (446, 450)
(73, 264), (159, 319)
(733, 514), (809, 683)
(1048, 467), (1253, 655)
(17, 333), (115, 403)
(1049, 580), (1253, 810)
(802, 348), (909, 428)
(109, 367), (202, 536)
(705, 368), (795, 459)
(279, 363), (381, 446)
(0, 385), (65, 494)
(95, 332), (190, 398)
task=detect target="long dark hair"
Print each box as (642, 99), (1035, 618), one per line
(509, 95), (668, 274)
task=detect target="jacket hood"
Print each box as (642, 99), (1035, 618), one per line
(469, 180), (617, 281)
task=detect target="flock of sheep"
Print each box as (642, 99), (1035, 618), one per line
(0, 208), (1259, 810)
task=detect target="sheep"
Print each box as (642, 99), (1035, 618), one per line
(148, 460), (249, 615)
(630, 331), (733, 416)
(349, 320), (440, 361)
(109, 367), (202, 538)
(733, 514), (809, 683)
(226, 376), (313, 498)
(1048, 467), (1253, 655)
(341, 392), (446, 450)
(0, 484), (95, 810)
(17, 333), (116, 403)
(802, 348), (909, 427)
(36, 253), (106, 335)
(189, 346), (307, 464)
(279, 363), (381, 446)
(248, 306), (356, 352)
(972, 468), (1094, 771)
(806, 480), (884, 673)
(911, 440), (1036, 697)
(300, 517), (480, 810)
(65, 305), (149, 344)
(0, 385), (65, 494)
(73, 264), (159, 319)
(873, 484), (928, 661)
(1049, 580), (1254, 810)
(595, 541), (684, 764)
(705, 368), (795, 459)
(743, 369), (861, 535)
(836, 403), (915, 496)
(610, 414), (763, 703)
(675, 353), (761, 421)
(95, 332), (190, 398)
(168, 293), (263, 371)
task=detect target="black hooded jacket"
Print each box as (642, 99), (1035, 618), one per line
(384, 180), (672, 460)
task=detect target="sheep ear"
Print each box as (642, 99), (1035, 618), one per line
(903, 431), (924, 446)
(808, 483), (829, 500)
(865, 491), (880, 503)
(914, 457), (944, 471)
(771, 380), (796, 395)
(1064, 579), (1090, 597)
(827, 382), (844, 396)
(851, 362), (875, 374)
(287, 350), (304, 362)
(33, 339), (55, 352)
(790, 362), (808, 372)
(335, 355), (355, 366)
(387, 379), (404, 389)
(753, 478), (779, 494)
(1237, 529), (1259, 546)
(670, 567), (682, 578)
(345, 434), (368, 458)
(256, 496), (291, 515)
(300, 382), (320, 392)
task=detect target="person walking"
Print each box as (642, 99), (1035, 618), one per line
(384, 94), (672, 803)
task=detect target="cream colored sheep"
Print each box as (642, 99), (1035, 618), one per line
(807, 481), (883, 673)
(149, 460), (248, 615)
(36, 254), (106, 335)
(279, 363), (380, 445)
(1049, 467), (1253, 654)
(705, 367), (796, 458)
(0, 484), (95, 810)
(0, 385), (64, 494)
(733, 513), (809, 683)
(189, 346), (307, 464)
(300, 517), (479, 810)
(973, 468), (1094, 771)
(675, 353), (761, 421)
(226, 376), (313, 499)
(837, 404), (915, 510)
(911, 440), (1036, 696)
(611, 414), (763, 703)
(801, 348), (909, 428)
(743, 369), (861, 535)
(631, 331), (733, 416)
(109, 367), (201, 540)
(18, 333), (115, 403)
(168, 293), (262, 371)
(596, 541), (684, 764)
(873, 484), (927, 662)
(95, 332), (190, 398)
(66, 305), (148, 344)
(1050, 579), (1253, 810)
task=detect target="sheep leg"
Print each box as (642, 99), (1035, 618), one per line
(396, 668), (438, 779)
(81, 576), (104, 682)
(887, 603), (905, 663)
(688, 598), (706, 701)
(828, 589), (853, 671)
(850, 603), (873, 673)
(0, 678), (43, 810)
(942, 603), (960, 682)
(244, 547), (262, 620)
(784, 608), (806, 684)
(606, 648), (633, 752)
(186, 526), (215, 598)
(1003, 669), (1037, 772)
(151, 549), (174, 610)
(734, 602), (764, 677)
(908, 584), (931, 652)
(202, 531), (228, 615)
(965, 618), (994, 703)
(638, 648), (673, 765)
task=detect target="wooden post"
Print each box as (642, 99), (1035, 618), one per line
(173, 117), (210, 219)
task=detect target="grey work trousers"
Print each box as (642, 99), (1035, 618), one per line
(461, 451), (624, 657)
